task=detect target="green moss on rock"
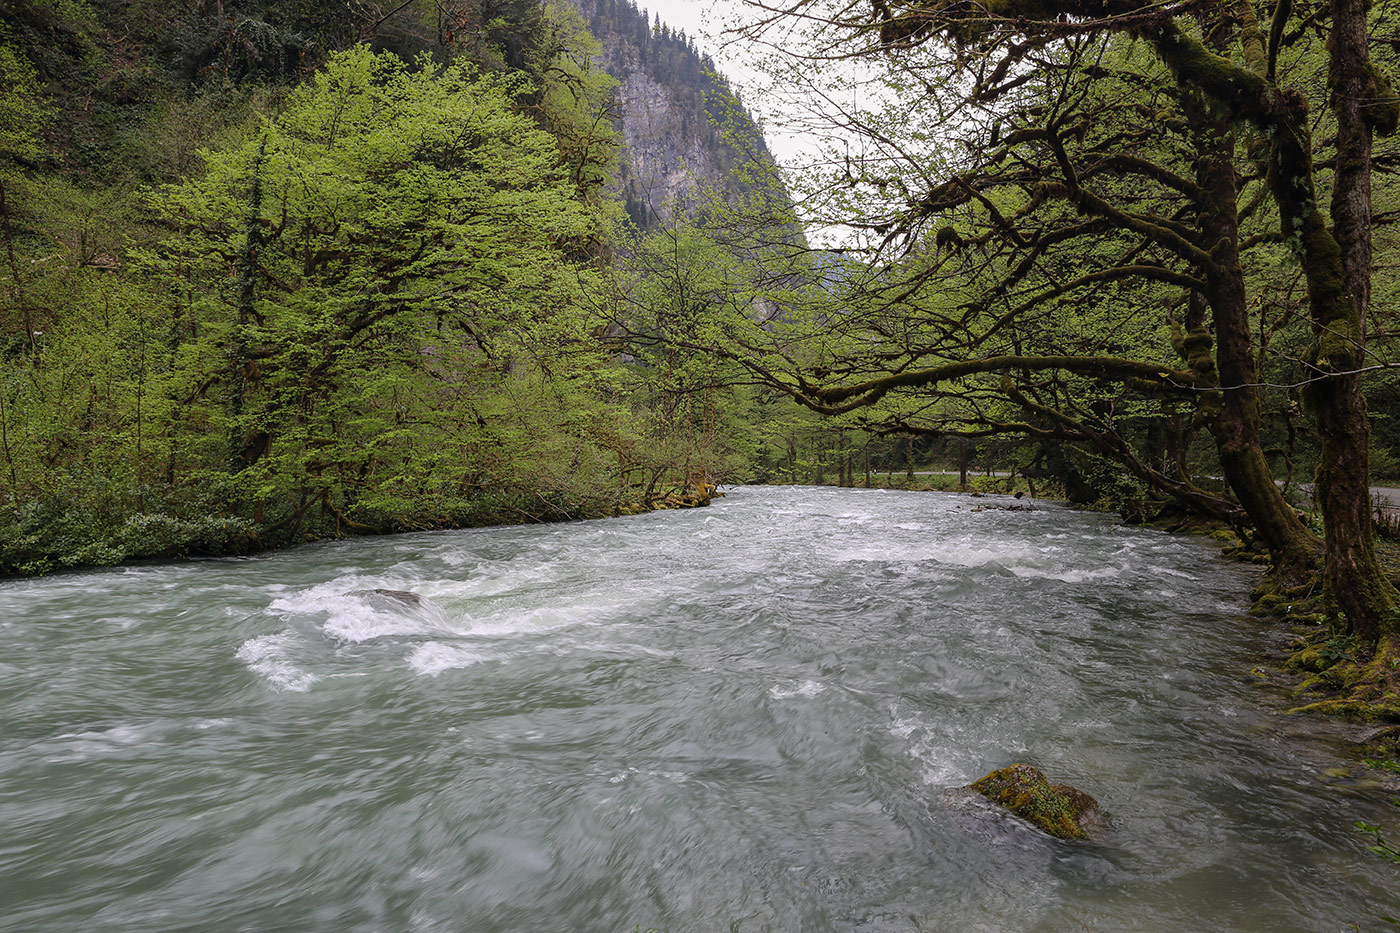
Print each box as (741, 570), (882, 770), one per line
(967, 763), (1102, 840)
(1289, 698), (1400, 722)
(1283, 645), (1335, 674)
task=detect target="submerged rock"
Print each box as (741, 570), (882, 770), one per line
(967, 763), (1103, 840)
(371, 588), (423, 606)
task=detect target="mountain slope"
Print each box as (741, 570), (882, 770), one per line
(569, 0), (780, 229)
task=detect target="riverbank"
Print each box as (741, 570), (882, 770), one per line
(766, 472), (1052, 498)
(0, 481), (722, 579)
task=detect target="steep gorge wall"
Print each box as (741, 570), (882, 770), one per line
(568, 0), (777, 229)
(614, 68), (714, 224)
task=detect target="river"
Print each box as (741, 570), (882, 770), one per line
(2, 486), (1397, 931)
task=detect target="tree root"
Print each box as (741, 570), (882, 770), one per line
(1286, 631), (1400, 723)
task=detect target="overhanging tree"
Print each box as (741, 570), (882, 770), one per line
(730, 18), (1319, 565)
(737, 0), (1400, 660)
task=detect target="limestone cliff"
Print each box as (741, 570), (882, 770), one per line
(568, 0), (781, 229)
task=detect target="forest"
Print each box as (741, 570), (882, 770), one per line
(3, 0), (1400, 716)
(0, 0), (807, 576)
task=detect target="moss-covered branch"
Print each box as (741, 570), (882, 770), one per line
(807, 354), (1198, 413)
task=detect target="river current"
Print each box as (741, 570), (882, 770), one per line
(2, 485), (1397, 931)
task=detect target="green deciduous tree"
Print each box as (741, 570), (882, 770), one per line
(0, 36), (51, 356)
(140, 45), (613, 532)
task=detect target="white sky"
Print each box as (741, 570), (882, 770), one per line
(640, 1), (732, 56)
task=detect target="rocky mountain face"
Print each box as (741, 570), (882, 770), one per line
(568, 0), (778, 229)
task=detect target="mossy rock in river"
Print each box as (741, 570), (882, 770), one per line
(967, 763), (1103, 840)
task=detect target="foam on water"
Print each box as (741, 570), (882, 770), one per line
(407, 642), (494, 676)
(459, 601), (611, 637)
(267, 580), (466, 642)
(237, 569), (660, 688)
(234, 566), (662, 688)
(769, 679), (826, 699)
(833, 533), (1133, 584)
(605, 767), (691, 785)
(888, 701), (1034, 789)
(1006, 564), (1123, 583)
(566, 639), (675, 659)
(41, 723), (157, 762)
(236, 632), (319, 692)
(11, 486), (1396, 932)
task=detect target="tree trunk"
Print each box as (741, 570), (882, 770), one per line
(1190, 110), (1320, 580)
(1317, 0), (1398, 643)
(229, 138), (267, 475)
(1146, 2), (1395, 639)
(0, 179), (38, 362)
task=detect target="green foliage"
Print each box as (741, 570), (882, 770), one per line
(132, 46), (613, 534)
(0, 40), (49, 168)
(1356, 798), (1400, 920)
(533, 2), (622, 206)
(0, 2), (798, 575)
(1319, 636), (1360, 664)
(0, 35), (756, 574)
(609, 221), (767, 490)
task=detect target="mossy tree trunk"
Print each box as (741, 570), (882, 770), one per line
(765, 0), (1394, 641)
(1137, 6), (1396, 646)
(228, 137), (267, 476)
(0, 178), (37, 362)
(1316, 0), (1399, 644)
(1173, 0), (1399, 643)
(1188, 101), (1320, 581)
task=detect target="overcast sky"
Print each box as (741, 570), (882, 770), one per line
(640, 0), (731, 55)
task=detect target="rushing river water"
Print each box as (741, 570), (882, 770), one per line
(3, 486), (1398, 932)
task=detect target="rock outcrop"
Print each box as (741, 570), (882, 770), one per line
(568, 0), (785, 230)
